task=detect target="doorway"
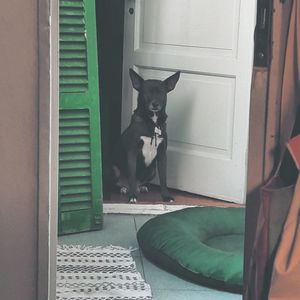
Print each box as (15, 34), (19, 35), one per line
(96, 0), (257, 206)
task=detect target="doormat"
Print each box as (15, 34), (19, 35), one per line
(57, 245), (152, 300)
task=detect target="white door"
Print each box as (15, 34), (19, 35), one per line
(122, 0), (256, 204)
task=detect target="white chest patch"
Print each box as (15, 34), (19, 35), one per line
(140, 136), (163, 166)
(152, 113), (158, 123)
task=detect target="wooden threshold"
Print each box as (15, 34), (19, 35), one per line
(103, 185), (244, 215)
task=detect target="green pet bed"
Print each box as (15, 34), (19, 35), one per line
(137, 207), (245, 293)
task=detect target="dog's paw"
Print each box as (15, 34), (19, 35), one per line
(120, 186), (128, 195)
(129, 196), (137, 204)
(138, 185), (149, 193)
(162, 193), (174, 203)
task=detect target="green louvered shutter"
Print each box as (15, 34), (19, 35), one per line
(58, 0), (102, 235)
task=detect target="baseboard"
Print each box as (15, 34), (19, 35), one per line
(103, 203), (197, 215)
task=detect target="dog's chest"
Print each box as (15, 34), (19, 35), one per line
(140, 135), (163, 166)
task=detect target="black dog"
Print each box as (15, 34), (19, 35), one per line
(112, 68), (180, 203)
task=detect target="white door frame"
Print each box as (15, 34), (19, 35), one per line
(38, 0), (59, 299)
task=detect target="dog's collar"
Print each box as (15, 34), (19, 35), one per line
(151, 125), (162, 147)
(132, 110), (164, 146)
(154, 126), (162, 136)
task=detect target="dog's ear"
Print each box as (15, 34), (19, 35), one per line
(164, 71), (180, 93)
(129, 68), (144, 91)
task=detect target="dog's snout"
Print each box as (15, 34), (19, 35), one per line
(152, 102), (159, 109)
(149, 101), (161, 112)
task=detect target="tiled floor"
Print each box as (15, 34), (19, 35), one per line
(59, 214), (242, 300)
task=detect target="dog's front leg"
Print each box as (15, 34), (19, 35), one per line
(157, 150), (174, 202)
(127, 151), (138, 203)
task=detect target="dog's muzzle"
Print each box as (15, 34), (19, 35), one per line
(149, 102), (161, 112)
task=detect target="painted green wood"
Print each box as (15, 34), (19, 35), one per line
(58, 0), (103, 235)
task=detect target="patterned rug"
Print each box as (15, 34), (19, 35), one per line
(56, 245), (152, 300)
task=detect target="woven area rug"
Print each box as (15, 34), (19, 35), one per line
(57, 245), (152, 300)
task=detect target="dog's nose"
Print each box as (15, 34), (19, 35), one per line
(152, 102), (159, 109)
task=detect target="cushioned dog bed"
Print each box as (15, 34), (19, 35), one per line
(137, 207), (245, 293)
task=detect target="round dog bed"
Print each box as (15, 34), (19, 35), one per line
(137, 207), (245, 293)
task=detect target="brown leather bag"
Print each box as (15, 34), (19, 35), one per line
(268, 1), (300, 297)
(268, 175), (300, 300)
(244, 166), (294, 300)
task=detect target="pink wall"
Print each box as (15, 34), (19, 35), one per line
(0, 1), (38, 299)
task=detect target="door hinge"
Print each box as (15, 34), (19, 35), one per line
(254, 0), (273, 67)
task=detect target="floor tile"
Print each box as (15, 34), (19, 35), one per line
(142, 255), (209, 291)
(152, 289), (242, 300)
(134, 215), (155, 232)
(59, 214), (140, 254)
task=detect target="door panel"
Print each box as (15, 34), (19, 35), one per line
(141, 0), (239, 53)
(123, 0), (256, 203)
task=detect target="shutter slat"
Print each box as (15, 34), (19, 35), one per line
(60, 68), (88, 77)
(59, 136), (90, 145)
(60, 160), (91, 170)
(61, 202), (91, 212)
(60, 185), (91, 195)
(59, 77), (89, 86)
(60, 169), (91, 178)
(60, 176), (91, 186)
(60, 151), (90, 162)
(60, 34), (86, 43)
(59, 153), (91, 162)
(60, 144), (90, 153)
(59, 118), (89, 127)
(60, 51), (87, 59)
(60, 42), (86, 51)
(60, 59), (87, 67)
(60, 17), (85, 26)
(60, 110), (89, 119)
(60, 152), (90, 161)
(60, 85), (88, 93)
(61, 193), (92, 203)
(59, 128), (89, 136)
(60, 25), (86, 34)
(60, 8), (84, 17)
(60, 0), (84, 8)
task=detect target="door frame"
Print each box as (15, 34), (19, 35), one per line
(121, 0), (259, 203)
(38, 0), (267, 298)
(38, 0), (59, 299)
